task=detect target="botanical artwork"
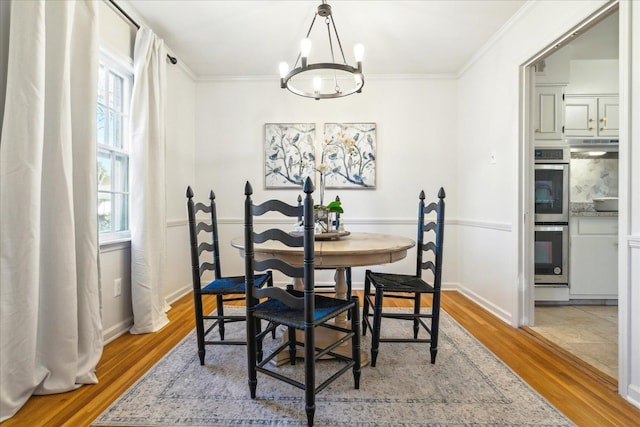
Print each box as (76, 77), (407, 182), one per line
(321, 123), (376, 188)
(264, 123), (315, 189)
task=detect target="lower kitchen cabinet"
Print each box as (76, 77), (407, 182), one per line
(570, 216), (618, 299)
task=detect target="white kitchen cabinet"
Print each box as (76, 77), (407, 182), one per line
(597, 96), (619, 137)
(564, 95), (619, 138)
(570, 216), (618, 299)
(534, 85), (564, 140)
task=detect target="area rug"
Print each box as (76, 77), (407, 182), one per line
(92, 308), (573, 426)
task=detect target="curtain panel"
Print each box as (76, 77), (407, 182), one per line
(0, 0), (102, 420)
(129, 28), (170, 334)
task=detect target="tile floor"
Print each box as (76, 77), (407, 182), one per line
(530, 305), (618, 379)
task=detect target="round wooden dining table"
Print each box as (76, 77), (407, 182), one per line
(230, 232), (415, 365)
(231, 231), (415, 299)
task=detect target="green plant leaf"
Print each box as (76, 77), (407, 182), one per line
(326, 200), (344, 213)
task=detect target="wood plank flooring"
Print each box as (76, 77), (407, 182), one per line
(3, 291), (640, 426)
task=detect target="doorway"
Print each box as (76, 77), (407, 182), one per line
(521, 3), (620, 381)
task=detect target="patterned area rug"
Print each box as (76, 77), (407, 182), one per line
(93, 309), (573, 426)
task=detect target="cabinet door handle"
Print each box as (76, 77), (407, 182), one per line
(589, 126), (594, 130)
(601, 126), (607, 131)
(589, 118), (595, 122)
(535, 128), (540, 133)
(600, 117), (607, 122)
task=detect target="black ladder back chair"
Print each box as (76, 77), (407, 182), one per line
(296, 194), (352, 302)
(186, 186), (273, 365)
(244, 178), (361, 427)
(362, 188), (445, 367)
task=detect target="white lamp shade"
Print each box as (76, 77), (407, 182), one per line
(300, 38), (312, 57)
(279, 62), (289, 78)
(353, 43), (365, 62)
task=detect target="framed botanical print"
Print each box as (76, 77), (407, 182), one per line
(264, 123), (315, 189)
(321, 123), (376, 189)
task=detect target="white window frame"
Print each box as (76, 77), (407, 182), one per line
(97, 48), (133, 243)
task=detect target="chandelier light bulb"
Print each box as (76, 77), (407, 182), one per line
(313, 76), (322, 92)
(354, 73), (363, 87)
(300, 38), (312, 58)
(279, 62), (290, 78)
(353, 43), (365, 62)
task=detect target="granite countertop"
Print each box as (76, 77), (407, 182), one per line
(570, 202), (619, 217)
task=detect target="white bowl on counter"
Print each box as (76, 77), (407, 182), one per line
(593, 197), (618, 212)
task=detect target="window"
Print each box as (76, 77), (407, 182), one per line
(97, 52), (132, 242)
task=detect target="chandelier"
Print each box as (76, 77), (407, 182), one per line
(279, 1), (364, 100)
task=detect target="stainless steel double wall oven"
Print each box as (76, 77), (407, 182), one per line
(534, 146), (569, 286)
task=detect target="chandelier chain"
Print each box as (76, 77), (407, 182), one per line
(325, 18), (341, 92)
(329, 15), (348, 64)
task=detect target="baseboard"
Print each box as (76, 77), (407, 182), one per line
(626, 384), (640, 410)
(165, 283), (192, 305)
(456, 285), (513, 325)
(102, 284), (192, 345)
(103, 317), (133, 345)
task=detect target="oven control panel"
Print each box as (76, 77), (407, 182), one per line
(535, 147), (569, 163)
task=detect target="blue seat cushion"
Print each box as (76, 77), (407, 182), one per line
(201, 273), (270, 295)
(367, 271), (435, 293)
(253, 292), (354, 329)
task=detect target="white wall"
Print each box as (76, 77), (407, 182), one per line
(0, 0), (10, 126)
(192, 77), (460, 289)
(566, 59), (619, 93)
(456, 0), (613, 323)
(457, 0), (640, 408)
(164, 62), (197, 302)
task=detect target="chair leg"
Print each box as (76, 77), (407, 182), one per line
(430, 291), (442, 364)
(266, 273), (277, 339)
(288, 326), (297, 365)
(362, 271), (371, 336)
(413, 293), (421, 339)
(256, 317), (264, 363)
(216, 295), (225, 340)
(346, 267), (352, 320)
(246, 310), (258, 399)
(304, 326), (316, 427)
(351, 297), (361, 389)
(305, 406), (315, 427)
(370, 285), (384, 367)
(192, 292), (206, 365)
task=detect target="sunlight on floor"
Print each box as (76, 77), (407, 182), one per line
(531, 305), (618, 379)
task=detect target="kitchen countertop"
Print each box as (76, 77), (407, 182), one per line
(570, 202), (618, 217)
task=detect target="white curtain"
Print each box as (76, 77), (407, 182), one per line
(129, 28), (170, 334)
(0, 0), (102, 421)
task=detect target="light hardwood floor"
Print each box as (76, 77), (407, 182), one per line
(3, 291), (640, 426)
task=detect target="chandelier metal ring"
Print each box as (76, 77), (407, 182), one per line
(281, 63), (364, 100)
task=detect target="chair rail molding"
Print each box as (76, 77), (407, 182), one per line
(168, 217), (465, 227)
(455, 218), (513, 232)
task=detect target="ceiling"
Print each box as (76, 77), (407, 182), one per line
(123, 0), (526, 78)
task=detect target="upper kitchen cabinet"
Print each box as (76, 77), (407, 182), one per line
(565, 95), (619, 138)
(534, 85), (565, 140)
(534, 11), (618, 139)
